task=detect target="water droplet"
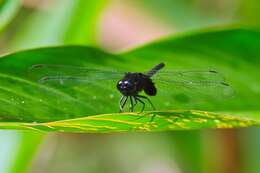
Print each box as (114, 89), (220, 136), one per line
(92, 96), (97, 100)
(164, 102), (170, 106)
(21, 101), (25, 104)
(109, 94), (114, 99)
(59, 79), (64, 85)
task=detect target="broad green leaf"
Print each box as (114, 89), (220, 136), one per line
(0, 0), (20, 32)
(0, 111), (259, 132)
(1, 27), (260, 132)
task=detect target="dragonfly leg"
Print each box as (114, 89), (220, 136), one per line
(119, 96), (127, 112)
(137, 95), (155, 110)
(129, 96), (134, 112)
(135, 96), (145, 113)
(132, 96), (157, 122)
(119, 96), (125, 112)
(133, 96), (138, 107)
(131, 96), (138, 111)
(121, 96), (128, 112)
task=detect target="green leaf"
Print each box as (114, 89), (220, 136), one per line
(0, 0), (20, 32)
(1, 27), (260, 132)
(0, 111), (259, 132)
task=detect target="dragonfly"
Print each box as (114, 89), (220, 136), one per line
(30, 63), (233, 113)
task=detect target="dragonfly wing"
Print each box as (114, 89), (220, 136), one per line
(152, 70), (226, 82)
(28, 64), (125, 116)
(29, 64), (125, 85)
(151, 70), (234, 99)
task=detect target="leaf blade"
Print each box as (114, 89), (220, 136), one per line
(0, 111), (259, 132)
(1, 27), (260, 131)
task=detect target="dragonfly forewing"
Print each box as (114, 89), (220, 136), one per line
(29, 64), (125, 85)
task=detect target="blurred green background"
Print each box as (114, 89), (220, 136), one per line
(0, 0), (260, 173)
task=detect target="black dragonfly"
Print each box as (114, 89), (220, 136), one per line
(31, 63), (233, 113)
(117, 63), (165, 112)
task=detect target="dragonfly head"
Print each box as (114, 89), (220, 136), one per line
(117, 79), (136, 96)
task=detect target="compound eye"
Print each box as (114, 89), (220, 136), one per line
(124, 81), (130, 86)
(118, 81), (123, 86)
(124, 81), (134, 88)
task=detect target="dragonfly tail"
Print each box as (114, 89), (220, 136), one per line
(146, 62), (165, 77)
